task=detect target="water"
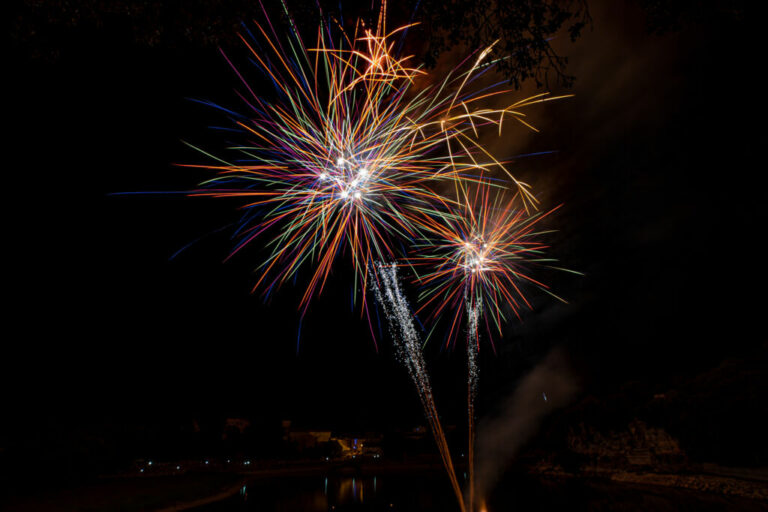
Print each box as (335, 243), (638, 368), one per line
(193, 472), (766, 512)
(196, 473), (457, 512)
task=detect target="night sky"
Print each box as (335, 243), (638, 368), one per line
(5, 0), (765, 480)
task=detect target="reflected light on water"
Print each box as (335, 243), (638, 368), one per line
(338, 476), (366, 504)
(219, 474), (460, 511)
(206, 472), (765, 512)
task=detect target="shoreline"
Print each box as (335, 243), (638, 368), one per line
(7, 460), (765, 511)
(155, 482), (245, 512)
(152, 461), (768, 510)
(529, 464), (768, 501)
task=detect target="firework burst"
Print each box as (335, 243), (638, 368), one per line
(182, 2), (567, 314)
(412, 183), (571, 349)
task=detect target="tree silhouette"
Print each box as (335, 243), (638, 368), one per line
(413, 0), (591, 89)
(11, 1), (746, 87)
(10, 0), (590, 89)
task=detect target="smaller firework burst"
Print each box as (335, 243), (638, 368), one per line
(411, 182), (572, 349)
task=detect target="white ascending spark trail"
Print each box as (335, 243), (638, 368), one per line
(370, 262), (430, 409)
(370, 261), (466, 512)
(467, 293), (482, 407)
(466, 291), (481, 512)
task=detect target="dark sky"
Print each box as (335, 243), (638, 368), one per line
(5, 0), (764, 447)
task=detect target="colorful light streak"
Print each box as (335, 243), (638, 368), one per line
(182, 2), (567, 317)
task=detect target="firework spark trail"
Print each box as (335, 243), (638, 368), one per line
(411, 184), (579, 509)
(466, 292), (481, 512)
(370, 261), (466, 512)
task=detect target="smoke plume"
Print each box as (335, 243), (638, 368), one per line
(475, 347), (578, 500)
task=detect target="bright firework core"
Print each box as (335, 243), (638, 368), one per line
(463, 238), (492, 273)
(318, 156), (370, 202)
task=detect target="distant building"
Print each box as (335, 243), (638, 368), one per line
(222, 418), (251, 440)
(287, 430), (333, 450)
(225, 418), (251, 433)
(280, 421), (384, 458)
(331, 435), (363, 457)
(331, 432), (384, 458)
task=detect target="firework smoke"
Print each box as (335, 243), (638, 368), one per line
(474, 348), (578, 502)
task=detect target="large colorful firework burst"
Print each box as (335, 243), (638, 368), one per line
(182, 1), (567, 315)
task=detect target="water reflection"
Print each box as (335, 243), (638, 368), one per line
(199, 474), (457, 511)
(196, 472), (765, 512)
(332, 475), (376, 507)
